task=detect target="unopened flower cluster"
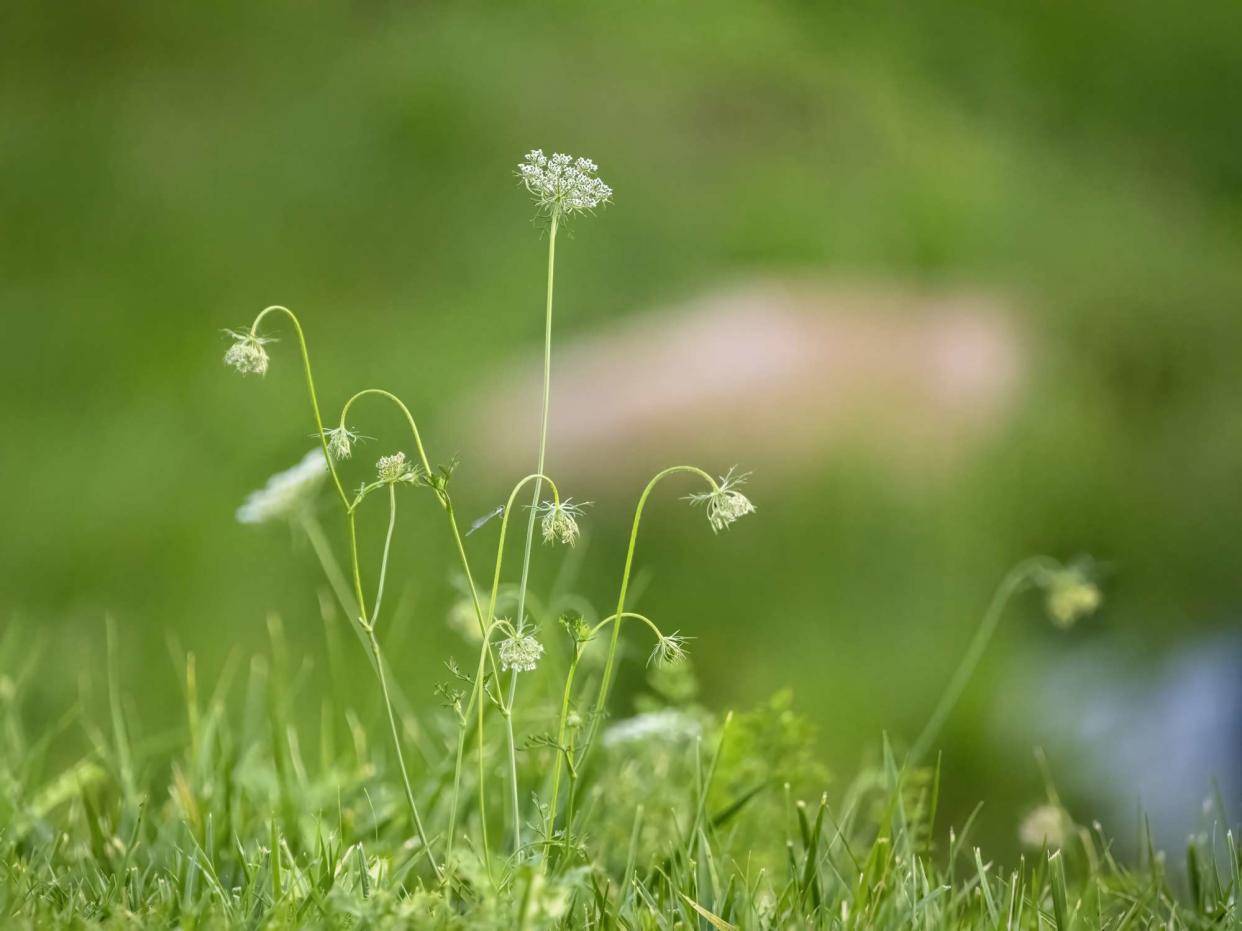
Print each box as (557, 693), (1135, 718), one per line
(517, 150), (612, 216)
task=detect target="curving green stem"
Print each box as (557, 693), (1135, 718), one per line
(908, 556), (1060, 764)
(365, 484), (439, 877)
(251, 306), (350, 508)
(249, 306), (369, 620)
(576, 466), (718, 773)
(545, 612), (663, 849)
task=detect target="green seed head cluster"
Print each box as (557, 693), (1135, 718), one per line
(223, 329), (271, 376)
(517, 150), (612, 216)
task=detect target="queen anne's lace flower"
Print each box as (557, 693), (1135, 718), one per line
(236, 449), (327, 524)
(686, 468), (755, 533)
(223, 329), (271, 376)
(517, 150), (612, 216)
(499, 632), (544, 673)
(538, 499), (589, 546)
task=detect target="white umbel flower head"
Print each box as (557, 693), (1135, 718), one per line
(537, 498), (590, 546)
(498, 625), (544, 673)
(324, 425), (357, 461)
(517, 150), (612, 216)
(236, 449), (327, 524)
(686, 468), (756, 533)
(376, 452), (416, 484)
(223, 329), (272, 376)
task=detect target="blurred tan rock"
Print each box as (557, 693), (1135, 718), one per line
(454, 280), (1026, 486)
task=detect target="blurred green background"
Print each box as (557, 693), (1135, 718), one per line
(4, 1), (1241, 854)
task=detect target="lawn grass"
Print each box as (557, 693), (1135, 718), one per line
(1, 618), (1237, 929)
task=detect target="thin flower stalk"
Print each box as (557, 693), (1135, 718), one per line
(909, 556), (1101, 764)
(576, 465), (720, 772)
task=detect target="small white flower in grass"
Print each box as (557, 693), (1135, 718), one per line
(236, 449), (327, 524)
(376, 452), (417, 484)
(498, 629), (544, 673)
(686, 467), (756, 533)
(223, 329), (272, 376)
(323, 425), (357, 461)
(517, 150), (612, 216)
(1019, 804), (1070, 850)
(537, 499), (590, 546)
(648, 631), (691, 667)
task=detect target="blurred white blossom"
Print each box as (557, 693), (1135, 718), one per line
(236, 449), (327, 524)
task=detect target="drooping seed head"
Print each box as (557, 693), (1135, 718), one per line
(236, 449), (327, 524)
(686, 467), (756, 533)
(517, 150), (612, 217)
(538, 498), (590, 546)
(648, 632), (691, 667)
(324, 425), (357, 461)
(223, 329), (271, 376)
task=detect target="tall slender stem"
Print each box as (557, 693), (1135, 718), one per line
(508, 212), (560, 857)
(908, 557), (1056, 764)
